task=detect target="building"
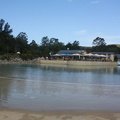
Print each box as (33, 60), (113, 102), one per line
(51, 50), (116, 62)
(116, 54), (120, 61)
(51, 50), (85, 60)
(92, 52), (115, 62)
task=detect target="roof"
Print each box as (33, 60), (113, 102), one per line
(116, 54), (120, 59)
(57, 50), (84, 55)
(92, 52), (115, 55)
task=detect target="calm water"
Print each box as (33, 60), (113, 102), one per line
(0, 64), (120, 111)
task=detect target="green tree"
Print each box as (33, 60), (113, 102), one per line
(15, 32), (28, 53)
(0, 19), (12, 34)
(65, 40), (80, 50)
(92, 37), (106, 46)
(41, 36), (49, 46)
(0, 19), (14, 54)
(40, 36), (65, 57)
(49, 38), (64, 54)
(29, 40), (40, 57)
(106, 45), (119, 53)
(72, 40), (80, 49)
(29, 40), (38, 48)
(65, 42), (72, 50)
(40, 36), (50, 57)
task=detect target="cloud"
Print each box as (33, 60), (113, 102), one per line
(91, 0), (100, 4)
(103, 35), (120, 44)
(74, 30), (87, 36)
(104, 35), (120, 40)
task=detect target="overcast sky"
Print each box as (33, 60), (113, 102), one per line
(0, 0), (120, 46)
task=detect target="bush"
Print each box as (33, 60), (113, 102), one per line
(20, 54), (34, 60)
(0, 54), (11, 60)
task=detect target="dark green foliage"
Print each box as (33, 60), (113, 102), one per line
(29, 40), (40, 56)
(0, 19), (120, 60)
(92, 44), (120, 53)
(40, 36), (65, 57)
(0, 53), (18, 60)
(0, 19), (12, 34)
(92, 37), (120, 53)
(65, 40), (80, 50)
(19, 54), (34, 60)
(0, 19), (15, 54)
(93, 37), (106, 46)
(106, 45), (120, 53)
(15, 32), (28, 53)
(49, 38), (65, 54)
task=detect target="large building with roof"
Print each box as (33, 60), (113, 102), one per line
(51, 50), (116, 61)
(51, 50), (85, 60)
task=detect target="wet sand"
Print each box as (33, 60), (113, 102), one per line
(0, 109), (120, 120)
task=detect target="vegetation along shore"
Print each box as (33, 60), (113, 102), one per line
(0, 19), (120, 61)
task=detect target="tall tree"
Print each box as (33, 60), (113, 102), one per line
(40, 36), (65, 57)
(92, 37), (106, 46)
(0, 19), (5, 32)
(0, 19), (14, 54)
(0, 19), (12, 34)
(41, 36), (49, 46)
(16, 32), (28, 53)
(65, 40), (80, 50)
(65, 42), (72, 50)
(49, 38), (64, 54)
(72, 40), (80, 49)
(29, 40), (40, 56)
(40, 36), (50, 57)
(29, 40), (38, 48)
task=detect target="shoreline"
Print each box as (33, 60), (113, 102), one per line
(0, 108), (120, 120)
(0, 59), (117, 66)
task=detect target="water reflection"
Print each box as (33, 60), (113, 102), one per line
(0, 64), (120, 111)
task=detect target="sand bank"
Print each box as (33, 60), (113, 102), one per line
(0, 109), (120, 120)
(39, 60), (117, 66)
(0, 59), (117, 66)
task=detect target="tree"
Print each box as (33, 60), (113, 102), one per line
(92, 37), (106, 46)
(65, 40), (80, 50)
(72, 40), (80, 50)
(40, 36), (50, 57)
(29, 40), (40, 57)
(41, 36), (49, 46)
(40, 36), (65, 57)
(0, 19), (5, 32)
(0, 19), (12, 34)
(16, 32), (28, 43)
(0, 19), (14, 54)
(29, 40), (38, 48)
(15, 32), (28, 53)
(106, 45), (120, 53)
(65, 42), (72, 50)
(49, 38), (64, 54)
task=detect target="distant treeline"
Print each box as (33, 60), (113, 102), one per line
(0, 19), (120, 60)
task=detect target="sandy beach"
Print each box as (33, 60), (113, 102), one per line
(0, 109), (120, 120)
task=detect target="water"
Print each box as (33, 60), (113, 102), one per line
(0, 64), (120, 111)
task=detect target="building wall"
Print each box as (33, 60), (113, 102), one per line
(37, 60), (117, 66)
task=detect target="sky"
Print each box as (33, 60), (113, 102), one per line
(0, 0), (120, 46)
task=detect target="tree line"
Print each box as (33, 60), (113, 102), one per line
(0, 19), (120, 60)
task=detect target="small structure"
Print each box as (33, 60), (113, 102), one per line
(16, 51), (20, 54)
